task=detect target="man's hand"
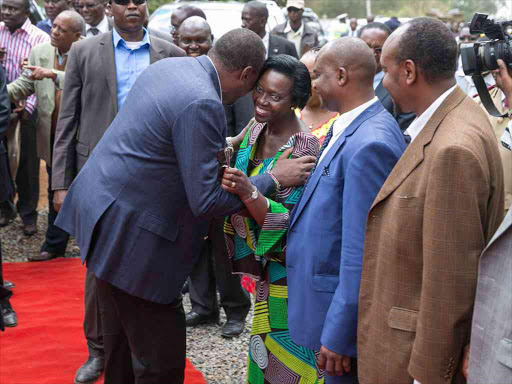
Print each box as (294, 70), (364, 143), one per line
(462, 344), (470, 379)
(271, 147), (316, 188)
(494, 59), (512, 105)
(13, 99), (26, 114)
(317, 345), (351, 377)
(24, 65), (57, 81)
(53, 190), (68, 212)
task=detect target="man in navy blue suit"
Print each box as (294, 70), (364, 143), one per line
(286, 37), (406, 383)
(55, 28), (316, 383)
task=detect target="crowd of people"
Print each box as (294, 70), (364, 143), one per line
(0, 0), (511, 384)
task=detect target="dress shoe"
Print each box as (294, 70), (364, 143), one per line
(3, 280), (15, 289)
(74, 356), (104, 384)
(221, 319), (245, 338)
(0, 210), (16, 227)
(23, 223), (37, 236)
(28, 251), (62, 262)
(185, 311), (220, 327)
(1, 305), (18, 328)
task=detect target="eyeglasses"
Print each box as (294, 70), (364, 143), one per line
(113, 0), (146, 5)
(75, 2), (103, 10)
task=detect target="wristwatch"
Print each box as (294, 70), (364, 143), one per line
(242, 186), (258, 204)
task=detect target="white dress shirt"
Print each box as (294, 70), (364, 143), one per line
(284, 21), (303, 57)
(404, 85), (457, 143)
(262, 32), (270, 58)
(85, 15), (109, 38)
(319, 97), (379, 163)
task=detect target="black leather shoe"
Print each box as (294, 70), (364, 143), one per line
(3, 280), (15, 289)
(0, 209), (16, 227)
(23, 223), (37, 236)
(185, 311), (219, 327)
(221, 319), (245, 338)
(28, 251), (62, 262)
(74, 357), (104, 384)
(1, 305), (18, 328)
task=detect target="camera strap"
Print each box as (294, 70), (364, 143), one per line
(472, 74), (507, 117)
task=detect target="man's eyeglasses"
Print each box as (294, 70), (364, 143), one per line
(113, 0), (147, 6)
(75, 2), (103, 10)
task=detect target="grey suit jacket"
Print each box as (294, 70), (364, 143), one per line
(468, 209), (512, 384)
(271, 22), (319, 57)
(54, 55), (275, 304)
(268, 34), (298, 59)
(52, 30), (185, 190)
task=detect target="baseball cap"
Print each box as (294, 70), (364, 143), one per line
(286, 0), (305, 10)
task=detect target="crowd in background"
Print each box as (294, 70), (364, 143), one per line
(0, 0), (511, 384)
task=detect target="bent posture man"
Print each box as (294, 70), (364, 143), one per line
(51, 1), (184, 382)
(357, 17), (504, 384)
(286, 37), (406, 383)
(55, 29), (315, 383)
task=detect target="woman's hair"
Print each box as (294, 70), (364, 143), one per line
(260, 55), (311, 109)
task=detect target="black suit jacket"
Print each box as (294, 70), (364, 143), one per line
(375, 79), (415, 132)
(0, 65), (12, 202)
(268, 34), (299, 59)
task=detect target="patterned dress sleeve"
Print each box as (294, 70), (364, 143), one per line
(255, 132), (319, 257)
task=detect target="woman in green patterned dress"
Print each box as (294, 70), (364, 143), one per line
(222, 55), (323, 383)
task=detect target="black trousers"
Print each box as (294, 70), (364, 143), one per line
(41, 164), (69, 254)
(188, 217), (250, 321)
(0, 111), (39, 225)
(84, 270), (103, 358)
(96, 276), (186, 384)
(0, 239), (12, 302)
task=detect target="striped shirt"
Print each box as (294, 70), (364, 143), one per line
(0, 19), (50, 114)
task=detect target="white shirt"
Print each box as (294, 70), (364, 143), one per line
(284, 21), (303, 57)
(348, 28), (359, 37)
(85, 15), (109, 38)
(262, 32), (270, 58)
(319, 97), (379, 163)
(404, 85), (457, 143)
(373, 70), (384, 90)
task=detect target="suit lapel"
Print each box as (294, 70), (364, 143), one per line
(149, 36), (164, 63)
(375, 80), (386, 100)
(44, 45), (56, 106)
(99, 31), (118, 112)
(268, 34), (279, 56)
(290, 101), (384, 228)
(371, 87), (466, 209)
(484, 210), (512, 250)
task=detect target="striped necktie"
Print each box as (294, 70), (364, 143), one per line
(89, 27), (99, 36)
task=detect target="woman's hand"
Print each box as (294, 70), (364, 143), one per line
(221, 167), (254, 200)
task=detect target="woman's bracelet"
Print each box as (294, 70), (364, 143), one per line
(268, 171), (281, 191)
(226, 137), (233, 148)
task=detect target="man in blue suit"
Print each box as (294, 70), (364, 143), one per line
(55, 28), (316, 383)
(286, 37), (406, 382)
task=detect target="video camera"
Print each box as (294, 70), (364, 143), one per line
(460, 13), (512, 117)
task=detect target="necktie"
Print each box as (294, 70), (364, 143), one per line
(303, 123), (335, 188)
(89, 27), (99, 36)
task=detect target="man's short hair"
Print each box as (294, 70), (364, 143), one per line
(59, 10), (85, 33)
(22, 0), (31, 11)
(209, 28), (266, 73)
(177, 4), (207, 20)
(260, 54), (311, 109)
(245, 1), (268, 19)
(394, 17), (457, 84)
(359, 22), (391, 37)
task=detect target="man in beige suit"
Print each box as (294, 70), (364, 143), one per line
(357, 17), (505, 384)
(51, 1), (184, 382)
(8, 10), (84, 262)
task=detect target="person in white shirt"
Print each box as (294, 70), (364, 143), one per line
(75, 0), (111, 37)
(347, 17), (358, 37)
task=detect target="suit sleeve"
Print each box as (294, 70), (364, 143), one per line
(408, 144), (498, 383)
(285, 40), (299, 59)
(7, 49), (36, 102)
(320, 139), (401, 356)
(173, 99), (274, 219)
(52, 43), (82, 190)
(0, 66), (10, 138)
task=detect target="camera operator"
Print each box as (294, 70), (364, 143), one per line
(465, 59), (512, 384)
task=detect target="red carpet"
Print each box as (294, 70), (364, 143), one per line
(0, 258), (205, 384)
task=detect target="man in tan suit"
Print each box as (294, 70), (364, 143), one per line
(8, 10), (84, 262)
(357, 17), (504, 384)
(51, 1), (184, 382)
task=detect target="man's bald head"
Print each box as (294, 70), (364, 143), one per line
(57, 9), (85, 33)
(171, 4), (207, 45)
(178, 16), (212, 57)
(319, 37), (376, 88)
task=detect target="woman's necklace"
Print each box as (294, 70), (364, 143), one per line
(303, 110), (334, 130)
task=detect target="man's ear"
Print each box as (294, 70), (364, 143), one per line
(239, 66), (254, 85)
(404, 59), (417, 85)
(337, 67), (348, 86)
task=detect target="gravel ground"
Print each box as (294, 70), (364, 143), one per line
(1, 207), (252, 383)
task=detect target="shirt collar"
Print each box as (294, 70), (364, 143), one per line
(112, 27), (150, 49)
(373, 70), (385, 90)
(334, 96), (379, 130)
(19, 18), (32, 33)
(283, 21), (303, 35)
(86, 15), (109, 34)
(405, 85), (456, 142)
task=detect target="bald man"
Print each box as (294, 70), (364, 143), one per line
(170, 4), (206, 45)
(286, 37), (406, 383)
(177, 16), (212, 57)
